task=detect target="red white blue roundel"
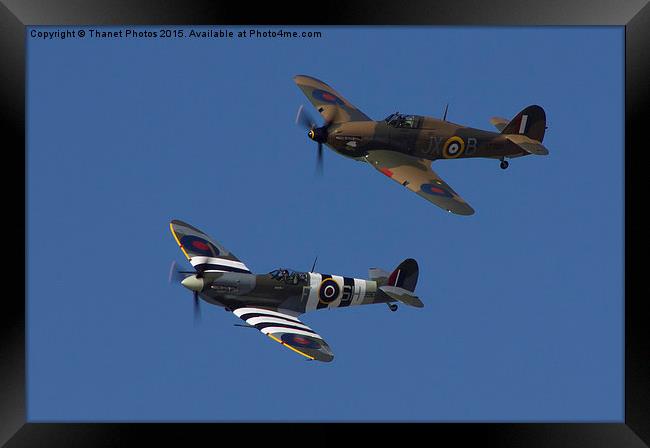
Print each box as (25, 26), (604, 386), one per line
(420, 183), (453, 198)
(312, 89), (344, 105)
(318, 278), (340, 303)
(180, 234), (221, 257)
(281, 333), (321, 349)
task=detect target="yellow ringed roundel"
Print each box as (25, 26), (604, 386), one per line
(442, 136), (466, 158)
(318, 278), (340, 305)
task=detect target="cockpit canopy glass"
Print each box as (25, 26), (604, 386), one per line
(385, 113), (417, 129)
(269, 268), (309, 285)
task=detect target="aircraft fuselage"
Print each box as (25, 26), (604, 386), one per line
(324, 117), (527, 161)
(191, 271), (389, 315)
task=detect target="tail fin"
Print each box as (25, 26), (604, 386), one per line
(375, 258), (424, 308)
(369, 258), (420, 291)
(501, 105), (546, 142)
(500, 105), (549, 156)
(387, 258), (418, 292)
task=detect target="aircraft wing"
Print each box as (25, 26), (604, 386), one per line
(170, 219), (252, 274)
(293, 74), (371, 124)
(364, 150), (475, 216)
(232, 307), (334, 362)
(490, 116), (509, 132)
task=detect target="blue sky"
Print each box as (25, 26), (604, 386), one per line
(27, 26), (623, 421)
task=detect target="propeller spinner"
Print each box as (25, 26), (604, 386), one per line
(296, 104), (331, 175)
(169, 260), (203, 325)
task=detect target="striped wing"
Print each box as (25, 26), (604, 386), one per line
(170, 219), (252, 274)
(233, 307), (334, 362)
(364, 150), (475, 216)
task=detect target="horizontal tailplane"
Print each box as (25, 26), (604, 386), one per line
(505, 134), (549, 156)
(374, 258), (423, 307)
(379, 285), (424, 308)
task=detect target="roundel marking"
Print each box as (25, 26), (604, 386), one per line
(191, 240), (210, 251)
(179, 235), (220, 257)
(281, 333), (321, 349)
(312, 89), (344, 105)
(442, 136), (466, 158)
(318, 278), (340, 304)
(420, 183), (453, 198)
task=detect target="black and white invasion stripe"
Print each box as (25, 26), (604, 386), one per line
(232, 307), (322, 339)
(190, 256), (251, 274)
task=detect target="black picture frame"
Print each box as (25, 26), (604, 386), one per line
(2, 1), (648, 446)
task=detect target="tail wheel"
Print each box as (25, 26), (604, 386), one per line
(500, 160), (509, 170)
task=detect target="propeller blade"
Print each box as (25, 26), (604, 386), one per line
(193, 291), (201, 325)
(170, 261), (202, 325)
(295, 104), (316, 130)
(316, 142), (324, 175)
(168, 261), (176, 284)
(169, 261), (186, 284)
(168, 260), (196, 284)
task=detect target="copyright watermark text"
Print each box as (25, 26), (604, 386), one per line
(29, 28), (323, 41)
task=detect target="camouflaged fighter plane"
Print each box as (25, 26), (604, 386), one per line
(169, 219), (423, 362)
(294, 75), (550, 216)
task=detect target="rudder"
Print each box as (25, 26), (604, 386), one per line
(501, 105), (546, 142)
(387, 258), (419, 293)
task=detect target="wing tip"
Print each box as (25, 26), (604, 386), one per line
(293, 74), (332, 89)
(310, 350), (334, 362)
(266, 334), (334, 362)
(169, 221), (191, 260)
(170, 219), (206, 234)
(293, 74), (318, 82)
(451, 207), (475, 216)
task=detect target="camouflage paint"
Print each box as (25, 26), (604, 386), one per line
(294, 75), (550, 216)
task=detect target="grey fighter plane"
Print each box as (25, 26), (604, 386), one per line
(169, 219), (423, 362)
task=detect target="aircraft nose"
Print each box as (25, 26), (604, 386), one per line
(308, 127), (327, 143)
(181, 275), (204, 292)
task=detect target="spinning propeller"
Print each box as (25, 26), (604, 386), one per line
(295, 104), (332, 175)
(168, 260), (204, 325)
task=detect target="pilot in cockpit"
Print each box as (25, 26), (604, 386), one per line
(270, 268), (307, 285)
(386, 112), (416, 129)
